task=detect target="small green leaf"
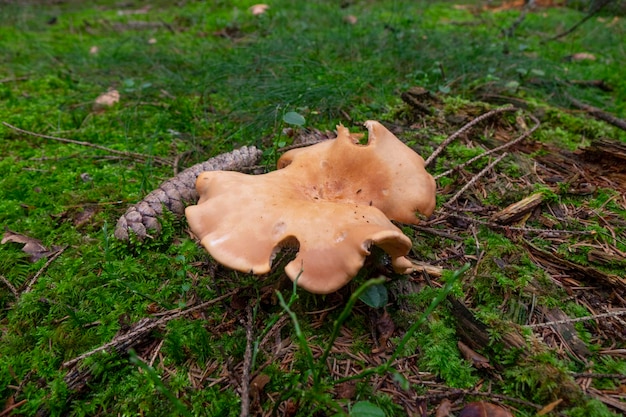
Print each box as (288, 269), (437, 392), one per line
(283, 111), (306, 126)
(392, 370), (410, 391)
(530, 68), (545, 76)
(438, 85), (450, 94)
(351, 401), (385, 417)
(359, 283), (388, 308)
(504, 80), (520, 91)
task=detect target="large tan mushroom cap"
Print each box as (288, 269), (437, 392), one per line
(185, 121), (435, 294)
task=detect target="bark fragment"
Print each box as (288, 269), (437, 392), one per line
(114, 146), (262, 240)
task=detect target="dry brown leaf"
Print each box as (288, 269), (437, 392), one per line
(249, 4), (269, 15)
(459, 401), (514, 417)
(458, 341), (492, 369)
(536, 398), (563, 415)
(435, 398), (453, 417)
(334, 380), (356, 399)
(89, 45), (99, 55)
(148, 38), (157, 44)
(375, 310), (395, 350)
(344, 15), (358, 24)
(250, 373), (270, 409)
(568, 52), (596, 61)
(1, 229), (57, 262)
(94, 89), (120, 107)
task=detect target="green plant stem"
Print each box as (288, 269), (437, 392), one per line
(276, 289), (318, 385)
(334, 264), (471, 384)
(319, 277), (386, 367)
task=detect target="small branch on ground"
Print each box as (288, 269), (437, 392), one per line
(443, 152), (508, 208)
(566, 95), (626, 131)
(22, 245), (67, 294)
(434, 112), (540, 180)
(543, 0), (615, 43)
(2, 122), (173, 167)
(0, 75), (29, 84)
(0, 275), (19, 298)
(62, 290), (236, 370)
(425, 105), (516, 167)
(240, 305), (254, 417)
(501, 0), (535, 38)
(527, 310), (626, 329)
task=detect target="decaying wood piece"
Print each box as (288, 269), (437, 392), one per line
(490, 193), (544, 225)
(448, 297), (530, 369)
(114, 146), (262, 240)
(525, 241), (626, 293)
(567, 95), (626, 131)
(541, 307), (591, 360)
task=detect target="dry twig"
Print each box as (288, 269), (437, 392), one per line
(23, 245), (67, 294)
(62, 290), (236, 369)
(443, 152), (508, 208)
(0, 275), (19, 298)
(434, 112), (540, 180)
(567, 95), (626, 131)
(2, 122), (173, 166)
(527, 310), (626, 329)
(240, 305), (255, 417)
(425, 105), (515, 167)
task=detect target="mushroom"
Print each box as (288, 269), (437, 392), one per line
(185, 121), (436, 294)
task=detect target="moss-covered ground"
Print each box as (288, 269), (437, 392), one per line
(1, 1), (625, 416)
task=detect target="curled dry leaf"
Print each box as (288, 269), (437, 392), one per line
(458, 340), (492, 369)
(1, 229), (60, 262)
(249, 4), (269, 15)
(94, 89), (120, 108)
(459, 402), (514, 417)
(435, 398), (453, 417)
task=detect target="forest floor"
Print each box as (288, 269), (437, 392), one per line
(1, 1), (625, 416)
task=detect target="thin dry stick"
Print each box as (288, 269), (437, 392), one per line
(2, 122), (173, 167)
(0, 275), (19, 298)
(435, 113), (540, 180)
(544, 0), (614, 43)
(0, 399), (28, 417)
(23, 246), (67, 293)
(443, 152), (508, 208)
(62, 290), (236, 369)
(240, 305), (254, 417)
(526, 310), (626, 329)
(443, 213), (596, 236)
(425, 105), (515, 167)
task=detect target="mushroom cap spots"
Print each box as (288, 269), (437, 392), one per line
(185, 121), (436, 294)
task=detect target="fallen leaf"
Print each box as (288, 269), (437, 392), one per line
(459, 402), (513, 417)
(458, 341), (492, 369)
(344, 15), (358, 24)
(1, 229), (57, 262)
(334, 380), (356, 399)
(249, 4), (269, 15)
(94, 89), (120, 108)
(375, 310), (395, 351)
(148, 38), (157, 44)
(537, 398), (563, 415)
(435, 399), (453, 417)
(89, 45), (99, 54)
(250, 373), (270, 409)
(566, 52), (596, 61)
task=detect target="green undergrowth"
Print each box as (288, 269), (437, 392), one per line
(2, 1), (626, 416)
